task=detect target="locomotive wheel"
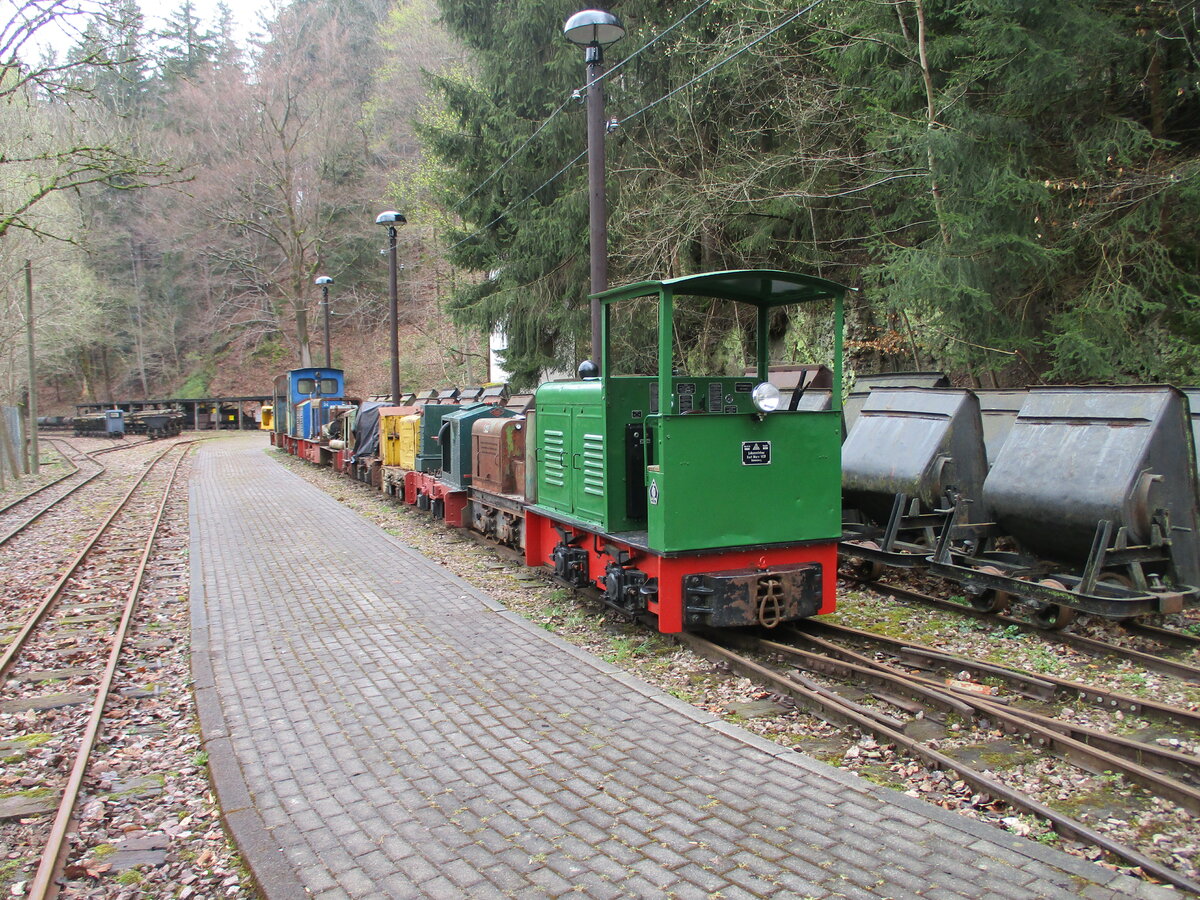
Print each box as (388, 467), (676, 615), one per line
(968, 566), (1012, 613)
(1031, 579), (1076, 630)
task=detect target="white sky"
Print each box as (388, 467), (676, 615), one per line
(138, 0), (273, 46)
(26, 0), (275, 58)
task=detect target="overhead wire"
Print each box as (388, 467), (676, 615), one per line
(449, 0), (825, 249)
(449, 150), (587, 250)
(450, 0), (714, 215)
(584, 0), (713, 89)
(452, 98), (572, 211)
(616, 0), (826, 126)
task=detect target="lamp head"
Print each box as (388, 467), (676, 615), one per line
(563, 9), (625, 47)
(314, 275), (333, 286)
(375, 210), (407, 226)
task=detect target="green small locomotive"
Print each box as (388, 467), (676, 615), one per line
(525, 269), (847, 632)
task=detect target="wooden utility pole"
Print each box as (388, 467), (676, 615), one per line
(26, 260), (39, 475)
(0, 415), (18, 487)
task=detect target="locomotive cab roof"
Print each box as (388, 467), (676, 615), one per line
(590, 268), (849, 397)
(592, 269), (848, 309)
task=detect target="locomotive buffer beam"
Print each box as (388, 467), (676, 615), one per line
(684, 565), (821, 630)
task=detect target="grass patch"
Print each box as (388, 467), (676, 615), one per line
(1021, 645), (1068, 675)
(0, 857), (30, 882)
(602, 635), (660, 664)
(0, 786), (53, 800)
(10, 733), (52, 746)
(976, 747), (1039, 770)
(854, 763), (906, 790)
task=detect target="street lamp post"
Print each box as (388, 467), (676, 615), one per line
(375, 211), (407, 404)
(564, 8), (625, 369)
(315, 275), (334, 368)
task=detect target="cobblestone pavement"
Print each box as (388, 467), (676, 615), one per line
(189, 434), (1168, 899)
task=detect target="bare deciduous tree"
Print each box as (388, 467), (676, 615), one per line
(0, 0), (179, 242)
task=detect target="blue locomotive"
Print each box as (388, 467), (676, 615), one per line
(271, 367), (346, 462)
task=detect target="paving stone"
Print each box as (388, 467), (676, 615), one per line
(296, 865), (337, 894)
(573, 879), (625, 900)
(335, 868), (375, 898)
(189, 436), (1147, 900)
(480, 862), (529, 893)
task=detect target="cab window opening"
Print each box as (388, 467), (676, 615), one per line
(607, 295), (659, 377)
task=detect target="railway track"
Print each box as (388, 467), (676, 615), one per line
(803, 618), (1200, 731)
(786, 622), (1200, 786)
(859, 577), (1200, 683)
(0, 440), (192, 899)
(679, 627), (1200, 893)
(0, 441), (103, 548)
(0, 441), (79, 515)
(68, 434), (153, 453)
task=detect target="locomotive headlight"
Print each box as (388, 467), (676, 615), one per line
(751, 382), (781, 414)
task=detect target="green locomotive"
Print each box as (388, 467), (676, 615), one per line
(524, 269), (846, 632)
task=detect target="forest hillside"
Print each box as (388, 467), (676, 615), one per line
(1, 0), (1197, 412)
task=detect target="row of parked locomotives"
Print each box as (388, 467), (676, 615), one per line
(840, 383), (1200, 628)
(272, 269), (849, 634)
(271, 268), (1200, 633)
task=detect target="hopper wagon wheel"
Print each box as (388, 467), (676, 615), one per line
(1099, 571), (1134, 591)
(968, 565), (1012, 613)
(1031, 579), (1076, 630)
(1097, 572), (1138, 623)
(848, 542), (886, 583)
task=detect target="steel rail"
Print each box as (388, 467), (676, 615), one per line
(864, 580), (1200, 684)
(888, 645), (1057, 701)
(799, 619), (1200, 731)
(885, 648), (1200, 779)
(48, 436), (86, 457)
(974, 700), (1200, 784)
(773, 634), (1200, 812)
(755, 638), (978, 719)
(0, 441), (182, 683)
(87, 436), (152, 456)
(677, 632), (1200, 895)
(0, 441), (80, 516)
(27, 442), (191, 900)
(1121, 620), (1200, 651)
(0, 452), (105, 548)
(789, 629), (1200, 778)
